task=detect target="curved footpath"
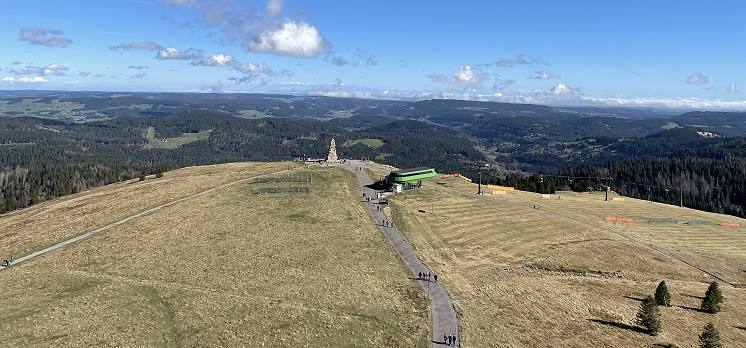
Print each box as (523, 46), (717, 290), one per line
(343, 161), (460, 347)
(0, 168), (290, 272)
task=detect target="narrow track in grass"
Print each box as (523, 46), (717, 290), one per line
(342, 160), (461, 348)
(0, 168), (291, 271)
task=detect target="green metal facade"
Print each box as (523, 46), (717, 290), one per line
(387, 168), (437, 184)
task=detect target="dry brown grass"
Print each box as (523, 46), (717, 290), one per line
(390, 175), (746, 347)
(0, 165), (428, 347)
(0, 162), (296, 258)
(364, 160), (396, 182)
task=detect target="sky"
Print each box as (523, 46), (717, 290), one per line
(1, 0), (746, 110)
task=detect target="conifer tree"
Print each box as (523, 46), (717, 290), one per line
(635, 296), (661, 335)
(699, 322), (722, 348)
(701, 281), (723, 314)
(655, 280), (672, 306)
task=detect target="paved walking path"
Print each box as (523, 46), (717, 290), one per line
(342, 161), (460, 347)
(0, 169), (290, 271)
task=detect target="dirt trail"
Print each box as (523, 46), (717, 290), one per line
(0, 168), (290, 271)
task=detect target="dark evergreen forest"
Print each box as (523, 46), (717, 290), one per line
(0, 112), (484, 213)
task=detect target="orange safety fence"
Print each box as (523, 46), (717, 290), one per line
(719, 222), (741, 228)
(606, 216), (634, 223)
(443, 173), (472, 182)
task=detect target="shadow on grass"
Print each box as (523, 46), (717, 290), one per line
(588, 319), (648, 334)
(652, 344), (678, 348)
(681, 293), (704, 300)
(677, 305), (706, 313)
(623, 295), (645, 302)
(734, 325), (746, 331)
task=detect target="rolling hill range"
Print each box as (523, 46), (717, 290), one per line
(2, 91), (746, 220)
(388, 173), (746, 347)
(0, 162), (429, 346)
(2, 160), (745, 346)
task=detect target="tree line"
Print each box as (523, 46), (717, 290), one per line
(0, 112), (484, 213)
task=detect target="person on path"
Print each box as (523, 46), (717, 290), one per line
(418, 272), (422, 279)
(452, 334), (457, 346)
(444, 334), (449, 345)
(434, 274), (438, 282)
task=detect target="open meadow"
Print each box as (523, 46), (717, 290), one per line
(389, 175), (746, 347)
(0, 162), (295, 259)
(0, 164), (429, 346)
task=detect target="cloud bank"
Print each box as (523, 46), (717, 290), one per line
(19, 27), (72, 47)
(164, 0), (328, 58)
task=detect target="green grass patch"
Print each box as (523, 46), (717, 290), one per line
(236, 109), (269, 119)
(145, 130), (212, 149)
(344, 138), (385, 149)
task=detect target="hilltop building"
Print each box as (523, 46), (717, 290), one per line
(386, 167), (437, 192)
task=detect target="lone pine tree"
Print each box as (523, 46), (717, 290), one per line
(635, 296), (661, 336)
(701, 281), (723, 314)
(698, 322), (722, 348)
(655, 280), (672, 307)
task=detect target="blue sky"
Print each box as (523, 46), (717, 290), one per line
(1, 0), (745, 109)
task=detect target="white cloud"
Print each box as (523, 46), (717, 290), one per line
(686, 73), (709, 86)
(530, 70), (559, 80)
(550, 83), (572, 95)
(1, 76), (48, 83)
(266, 0), (283, 16)
(192, 53), (234, 66)
(249, 21), (327, 58)
(162, 0), (327, 58)
(455, 66), (484, 85)
(728, 83), (739, 93)
(229, 62), (291, 85)
(157, 47), (200, 60)
(234, 62), (272, 75)
(130, 72), (147, 79)
(18, 27), (72, 47)
(429, 65), (487, 87)
(42, 64), (69, 76)
(10, 64), (68, 76)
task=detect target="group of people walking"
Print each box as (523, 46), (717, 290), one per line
(443, 333), (458, 346)
(417, 271), (438, 283)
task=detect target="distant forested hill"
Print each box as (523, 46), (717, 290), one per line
(0, 112), (483, 213)
(493, 135), (746, 218)
(3, 91), (746, 217)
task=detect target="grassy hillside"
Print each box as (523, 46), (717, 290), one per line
(389, 175), (746, 347)
(0, 163), (428, 346)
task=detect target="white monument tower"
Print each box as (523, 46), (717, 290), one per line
(326, 138), (339, 163)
